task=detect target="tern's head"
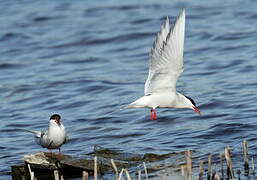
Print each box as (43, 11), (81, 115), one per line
(184, 96), (201, 115)
(50, 114), (61, 126)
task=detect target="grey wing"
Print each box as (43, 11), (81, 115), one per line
(145, 9), (185, 95)
(36, 130), (52, 148)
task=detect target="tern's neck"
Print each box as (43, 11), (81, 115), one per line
(48, 122), (64, 134)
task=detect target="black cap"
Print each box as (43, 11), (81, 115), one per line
(50, 114), (61, 120)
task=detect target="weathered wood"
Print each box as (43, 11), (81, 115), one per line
(82, 171), (88, 180)
(27, 164), (35, 180)
(207, 154), (212, 180)
(243, 140), (249, 176)
(11, 165), (26, 180)
(54, 170), (59, 180)
(186, 150), (192, 180)
(198, 160), (204, 180)
(225, 147), (234, 179)
(111, 159), (118, 180)
(94, 156), (97, 180)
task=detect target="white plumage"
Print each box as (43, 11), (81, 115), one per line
(126, 9), (200, 119)
(21, 114), (67, 152)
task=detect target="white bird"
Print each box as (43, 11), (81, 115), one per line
(125, 9), (201, 120)
(21, 114), (67, 152)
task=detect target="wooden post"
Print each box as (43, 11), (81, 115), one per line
(199, 160), (204, 180)
(54, 170), (59, 180)
(225, 147), (234, 179)
(220, 153), (224, 179)
(243, 140), (249, 176)
(186, 150), (192, 180)
(94, 156), (97, 180)
(82, 171), (88, 180)
(207, 154), (212, 180)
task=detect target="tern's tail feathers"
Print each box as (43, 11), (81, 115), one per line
(18, 128), (42, 137)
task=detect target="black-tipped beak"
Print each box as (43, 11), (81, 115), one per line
(193, 106), (201, 115)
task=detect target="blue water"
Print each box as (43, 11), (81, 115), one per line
(1, 0), (257, 179)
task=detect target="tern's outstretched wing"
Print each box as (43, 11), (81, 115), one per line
(145, 9), (185, 95)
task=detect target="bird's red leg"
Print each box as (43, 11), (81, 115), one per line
(153, 109), (157, 120)
(150, 109), (157, 120)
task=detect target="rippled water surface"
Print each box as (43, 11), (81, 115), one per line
(2, 0), (257, 179)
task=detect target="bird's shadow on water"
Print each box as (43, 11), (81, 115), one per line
(138, 115), (179, 126)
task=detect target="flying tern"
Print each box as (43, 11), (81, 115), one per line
(125, 9), (201, 120)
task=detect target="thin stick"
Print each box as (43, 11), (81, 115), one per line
(138, 170), (141, 180)
(199, 160), (204, 180)
(252, 157), (255, 175)
(180, 165), (187, 178)
(111, 159), (118, 180)
(207, 154), (212, 180)
(124, 169), (132, 180)
(82, 171), (88, 180)
(94, 156), (97, 180)
(54, 170), (59, 180)
(143, 162), (149, 180)
(27, 164), (35, 180)
(214, 173), (221, 180)
(118, 168), (125, 180)
(243, 140), (249, 175)
(225, 147), (234, 179)
(186, 150), (192, 180)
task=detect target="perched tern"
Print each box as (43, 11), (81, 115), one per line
(21, 114), (67, 152)
(125, 9), (201, 120)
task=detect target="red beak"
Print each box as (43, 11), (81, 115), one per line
(193, 106), (201, 115)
